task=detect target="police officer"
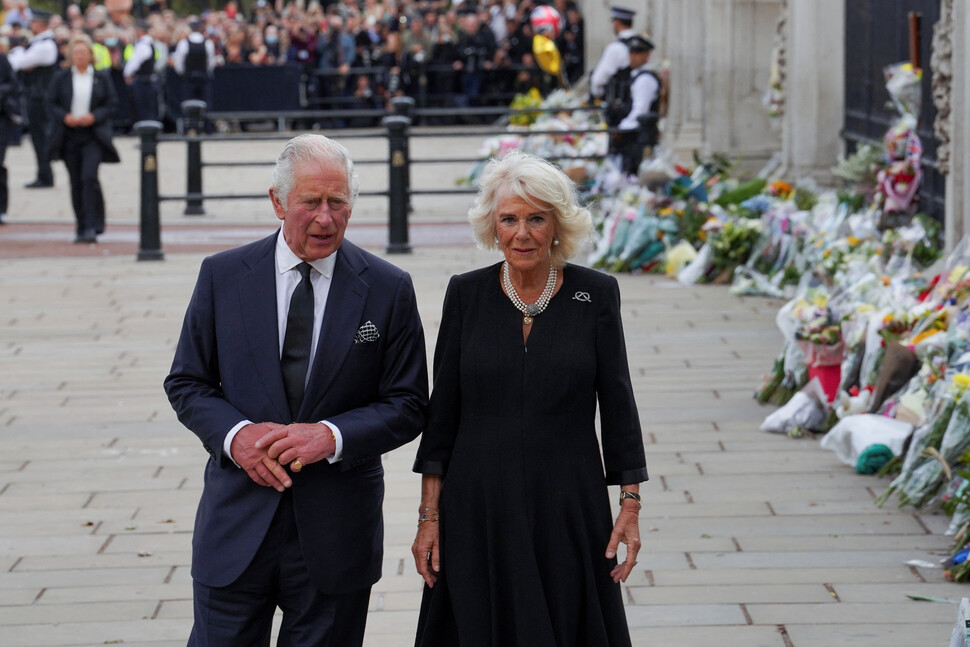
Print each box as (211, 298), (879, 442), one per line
(588, 6), (636, 101)
(0, 44), (23, 222)
(172, 19), (215, 104)
(8, 9), (57, 188)
(123, 20), (160, 123)
(614, 34), (659, 175)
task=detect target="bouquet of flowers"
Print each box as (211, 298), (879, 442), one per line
(707, 219), (762, 283)
(876, 373), (970, 508)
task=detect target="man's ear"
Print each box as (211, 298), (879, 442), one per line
(269, 188), (285, 221)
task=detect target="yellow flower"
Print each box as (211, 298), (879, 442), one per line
(953, 374), (970, 390)
(847, 236), (860, 246)
(909, 329), (939, 345)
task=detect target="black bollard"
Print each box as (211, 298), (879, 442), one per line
(135, 121), (165, 261)
(390, 97), (415, 214)
(182, 100), (207, 216)
(383, 115), (412, 254)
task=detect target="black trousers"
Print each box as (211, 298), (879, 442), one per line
(131, 78), (159, 123)
(62, 128), (105, 235)
(26, 97), (53, 184)
(611, 131), (646, 176)
(0, 122), (8, 213)
(188, 492), (371, 647)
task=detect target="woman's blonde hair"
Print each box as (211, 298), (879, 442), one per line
(67, 33), (94, 56)
(467, 151), (592, 268)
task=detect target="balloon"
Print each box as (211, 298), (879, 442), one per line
(530, 5), (562, 39)
(533, 34), (561, 77)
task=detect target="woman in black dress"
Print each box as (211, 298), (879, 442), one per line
(412, 151), (648, 647)
(46, 34), (120, 244)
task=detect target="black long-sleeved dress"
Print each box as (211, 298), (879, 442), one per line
(414, 262), (648, 647)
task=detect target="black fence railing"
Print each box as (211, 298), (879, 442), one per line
(158, 62), (562, 131)
(134, 99), (657, 261)
(843, 0), (943, 219)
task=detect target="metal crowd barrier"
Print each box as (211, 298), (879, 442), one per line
(134, 99), (656, 261)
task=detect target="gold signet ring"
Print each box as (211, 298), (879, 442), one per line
(291, 460), (303, 472)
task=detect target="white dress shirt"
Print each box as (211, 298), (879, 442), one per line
(619, 63), (659, 130)
(8, 30), (58, 72)
(224, 229), (345, 466)
(70, 67), (95, 117)
(589, 28), (635, 98)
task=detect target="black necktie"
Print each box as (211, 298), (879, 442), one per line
(281, 262), (314, 419)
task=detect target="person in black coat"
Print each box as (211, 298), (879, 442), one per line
(0, 49), (23, 224)
(412, 151), (647, 646)
(46, 34), (120, 244)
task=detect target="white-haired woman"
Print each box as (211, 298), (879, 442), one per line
(412, 151), (647, 646)
(47, 33), (119, 243)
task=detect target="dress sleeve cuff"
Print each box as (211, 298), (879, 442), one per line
(322, 420), (343, 464)
(413, 458), (447, 475)
(224, 420), (253, 468)
(606, 467), (648, 486)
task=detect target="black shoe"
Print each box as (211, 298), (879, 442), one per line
(74, 229), (97, 243)
(25, 179), (54, 189)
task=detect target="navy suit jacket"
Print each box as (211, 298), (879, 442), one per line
(164, 233), (428, 594)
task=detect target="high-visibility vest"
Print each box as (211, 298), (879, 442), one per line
(93, 42), (111, 70)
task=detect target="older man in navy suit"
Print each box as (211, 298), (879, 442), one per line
(165, 134), (428, 647)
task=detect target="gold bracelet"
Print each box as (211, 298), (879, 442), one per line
(619, 491), (642, 510)
(418, 507), (439, 526)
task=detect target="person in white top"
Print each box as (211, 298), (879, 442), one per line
(172, 19), (216, 102)
(123, 21), (159, 122)
(588, 5), (636, 100)
(614, 34), (659, 175)
(46, 34), (120, 243)
(8, 9), (57, 188)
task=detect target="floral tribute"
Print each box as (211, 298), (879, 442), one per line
(456, 76), (970, 580)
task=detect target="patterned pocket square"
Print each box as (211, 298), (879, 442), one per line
(354, 321), (380, 344)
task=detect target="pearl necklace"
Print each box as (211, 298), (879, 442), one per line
(502, 261), (557, 325)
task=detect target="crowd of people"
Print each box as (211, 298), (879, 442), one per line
(0, 0), (659, 242)
(1, 0), (587, 129)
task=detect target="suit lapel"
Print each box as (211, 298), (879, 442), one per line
(302, 242), (369, 411)
(239, 234), (291, 422)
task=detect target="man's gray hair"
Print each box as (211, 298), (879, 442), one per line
(271, 134), (360, 208)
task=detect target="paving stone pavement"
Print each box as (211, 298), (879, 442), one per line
(0, 135), (962, 646)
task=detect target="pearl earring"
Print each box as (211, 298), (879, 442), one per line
(553, 237), (560, 246)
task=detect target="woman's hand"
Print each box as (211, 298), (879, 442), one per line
(412, 519), (440, 588)
(605, 503), (641, 583)
(412, 475), (443, 588)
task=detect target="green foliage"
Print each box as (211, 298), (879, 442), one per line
(913, 213), (943, 269)
(714, 178), (767, 207)
(793, 187), (818, 211)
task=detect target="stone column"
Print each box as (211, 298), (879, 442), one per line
(943, 0), (967, 250)
(649, 0), (707, 149)
(702, 0), (782, 161)
(780, 0), (845, 181)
